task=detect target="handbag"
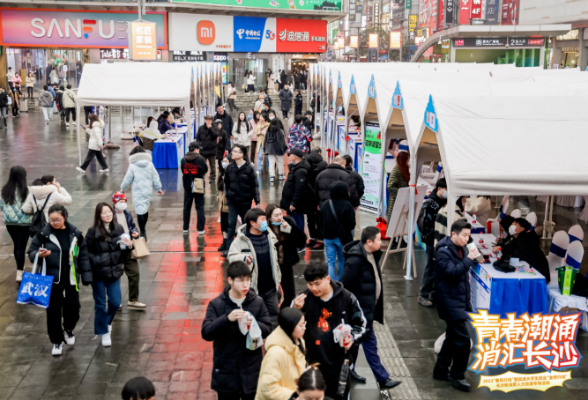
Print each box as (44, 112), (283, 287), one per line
(16, 252), (54, 309)
(193, 178), (204, 194)
(131, 237), (150, 259)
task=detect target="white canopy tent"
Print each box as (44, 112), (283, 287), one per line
(76, 63), (196, 165)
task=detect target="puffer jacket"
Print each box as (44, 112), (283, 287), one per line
(263, 126), (286, 156)
(39, 90), (53, 107)
(85, 120), (104, 151)
(255, 326), (306, 400)
(315, 164), (359, 203)
(279, 89), (293, 112)
(26, 75), (35, 88)
(62, 88), (77, 108)
(120, 153), (162, 215)
(232, 121), (253, 147)
(196, 124), (219, 156)
(227, 224), (281, 294)
(181, 152), (209, 192)
(158, 118), (173, 135)
(0, 91), (8, 107)
(0, 192), (32, 225)
(305, 152), (328, 188)
(55, 89), (64, 111)
(345, 164), (365, 208)
(386, 165), (409, 222)
(85, 223), (129, 282)
(280, 160), (311, 214)
(22, 185), (73, 221)
(224, 160), (260, 206)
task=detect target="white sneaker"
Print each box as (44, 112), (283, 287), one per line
(198, 230), (205, 235)
(279, 175), (285, 181)
(128, 301), (146, 310)
(16, 270), (23, 282)
(52, 343), (63, 356)
(64, 331), (75, 345)
(109, 325), (112, 334)
(45, 121), (49, 125)
(183, 230), (189, 234)
(99, 169), (109, 173)
(102, 333), (111, 347)
(76, 167), (85, 174)
(270, 177), (275, 184)
(66, 122), (69, 127)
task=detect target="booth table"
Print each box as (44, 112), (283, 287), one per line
(152, 135), (185, 169)
(465, 212), (485, 233)
(469, 233), (548, 317)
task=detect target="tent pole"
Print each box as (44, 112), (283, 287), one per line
(405, 162), (418, 280)
(108, 106), (112, 142)
(76, 104), (82, 165)
(542, 195), (550, 239)
(132, 107), (135, 127)
(121, 106), (125, 133)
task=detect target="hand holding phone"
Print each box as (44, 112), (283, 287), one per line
(38, 247), (51, 258)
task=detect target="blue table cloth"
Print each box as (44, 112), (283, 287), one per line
(152, 136), (184, 169)
(489, 277), (548, 318)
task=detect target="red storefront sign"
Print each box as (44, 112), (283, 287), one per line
(470, 0), (482, 19)
(276, 19), (327, 53)
(459, 0), (471, 25)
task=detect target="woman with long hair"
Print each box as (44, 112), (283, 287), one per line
(232, 111), (253, 156)
(0, 166), (31, 281)
(25, 72), (35, 99)
(288, 366), (330, 400)
(76, 113), (108, 173)
(250, 110), (260, 163)
(267, 69), (275, 94)
(263, 118), (287, 183)
(386, 151), (410, 223)
(86, 202), (132, 347)
(254, 111), (270, 174)
(157, 111), (173, 135)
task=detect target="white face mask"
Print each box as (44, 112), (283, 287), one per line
(115, 202), (127, 211)
(222, 162), (229, 169)
(508, 225), (518, 236)
(269, 116), (275, 120)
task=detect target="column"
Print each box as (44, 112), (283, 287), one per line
(579, 28), (588, 70)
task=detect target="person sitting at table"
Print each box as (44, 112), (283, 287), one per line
(157, 111), (173, 135)
(434, 196), (467, 246)
(141, 116), (163, 153)
(492, 218), (550, 283)
(465, 196), (492, 226)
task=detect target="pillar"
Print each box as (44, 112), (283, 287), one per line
(579, 28), (588, 71)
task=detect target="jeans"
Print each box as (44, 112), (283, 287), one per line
(259, 288), (279, 329)
(80, 149), (108, 170)
(420, 245), (436, 298)
(324, 237), (345, 280)
(434, 319), (471, 380)
(282, 110), (288, 119)
(137, 213), (149, 239)
(204, 154), (217, 181)
(226, 199), (252, 251)
(0, 106), (7, 119)
(349, 329), (390, 383)
(290, 213), (305, 232)
(267, 154), (284, 178)
(91, 278), (122, 335)
(124, 257), (140, 302)
(256, 144), (264, 172)
(41, 106), (51, 121)
(6, 225), (29, 271)
(64, 107), (76, 123)
(183, 191), (205, 231)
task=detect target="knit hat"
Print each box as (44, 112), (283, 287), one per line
(397, 140), (409, 155)
(113, 192), (127, 204)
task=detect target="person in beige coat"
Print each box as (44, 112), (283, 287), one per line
(256, 308), (307, 400)
(466, 196), (493, 226)
(22, 176), (73, 220)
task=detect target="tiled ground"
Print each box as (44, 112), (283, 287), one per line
(0, 110), (587, 400)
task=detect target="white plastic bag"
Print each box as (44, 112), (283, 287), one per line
(246, 318), (263, 351)
(238, 311), (253, 335)
(333, 319), (352, 348)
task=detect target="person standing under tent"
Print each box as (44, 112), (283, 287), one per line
(386, 140), (410, 224)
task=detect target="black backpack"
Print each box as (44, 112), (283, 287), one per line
(29, 194), (52, 238)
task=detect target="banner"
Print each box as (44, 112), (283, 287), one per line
(368, 33), (379, 48)
(502, 0), (519, 25)
(485, 0), (499, 24)
(445, 0), (455, 24)
(390, 31), (401, 49)
(170, 0), (341, 12)
(459, 0), (471, 25)
(470, 0), (482, 19)
(349, 35), (358, 48)
(128, 21), (157, 60)
(360, 123), (383, 213)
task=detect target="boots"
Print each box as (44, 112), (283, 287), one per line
(217, 238), (227, 252)
(3, 117), (6, 127)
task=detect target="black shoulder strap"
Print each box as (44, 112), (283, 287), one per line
(38, 193), (52, 212)
(328, 199), (343, 230)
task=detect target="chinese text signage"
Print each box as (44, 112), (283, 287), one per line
(454, 37), (544, 48)
(170, 0), (341, 12)
(390, 31), (401, 49)
(368, 33), (379, 49)
(100, 48), (129, 60)
(172, 51), (205, 62)
(349, 35), (358, 48)
(129, 21), (157, 60)
(470, 0), (482, 19)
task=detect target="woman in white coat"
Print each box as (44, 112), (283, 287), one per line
(232, 112), (253, 155)
(76, 113), (109, 173)
(246, 72), (256, 95)
(22, 175), (72, 221)
(466, 195), (493, 226)
(120, 146), (163, 240)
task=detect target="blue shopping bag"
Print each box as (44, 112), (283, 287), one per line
(16, 253), (53, 309)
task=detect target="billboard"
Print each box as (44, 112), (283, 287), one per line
(349, 35), (358, 48)
(368, 34), (379, 49)
(171, 0), (341, 12)
(169, 13), (326, 53)
(390, 31), (401, 49)
(128, 21), (157, 60)
(502, 0), (519, 25)
(0, 8), (167, 48)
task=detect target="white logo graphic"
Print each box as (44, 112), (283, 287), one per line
(201, 27), (213, 38)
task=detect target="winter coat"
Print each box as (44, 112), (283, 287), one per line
(55, 89), (64, 110)
(434, 204), (466, 246)
(84, 120), (104, 151)
(263, 127), (287, 156)
(39, 90), (53, 107)
(120, 153), (162, 215)
(280, 160), (311, 214)
(202, 287), (272, 395)
(267, 74), (275, 90)
(502, 231), (550, 283)
(0, 91), (8, 107)
(27, 222), (92, 286)
(255, 122), (270, 155)
(22, 185), (73, 221)
(294, 94), (302, 114)
(229, 85), (237, 100)
(62, 88), (77, 108)
(180, 152), (209, 192)
(269, 215), (307, 268)
(11, 75), (22, 88)
(315, 164), (359, 203)
(280, 71), (288, 85)
(214, 112), (234, 147)
(255, 326), (306, 400)
(302, 116), (312, 133)
(320, 182), (355, 245)
(216, 128), (229, 159)
(305, 152), (328, 188)
(434, 236), (476, 321)
(114, 209), (139, 235)
(345, 165), (365, 208)
(26, 75), (35, 88)
(196, 124), (219, 156)
(0, 192), (32, 226)
(227, 224), (281, 293)
(298, 281), (366, 376)
(232, 121), (253, 147)
(466, 196), (493, 226)
(386, 165), (409, 223)
(419, 191), (446, 247)
(158, 118), (173, 135)
(279, 89), (293, 112)
(224, 160), (260, 206)
(287, 124), (312, 153)
(85, 223), (129, 282)
(341, 240), (384, 330)
(247, 75), (256, 85)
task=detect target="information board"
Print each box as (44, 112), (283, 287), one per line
(360, 123), (382, 213)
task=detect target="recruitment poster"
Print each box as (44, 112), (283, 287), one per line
(360, 123), (382, 213)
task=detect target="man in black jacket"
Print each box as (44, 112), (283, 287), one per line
(341, 227), (402, 390)
(280, 148), (310, 230)
(202, 261), (271, 400)
(434, 220), (480, 392)
(214, 104), (233, 150)
(214, 119), (229, 176)
(196, 115), (219, 183)
(418, 178), (447, 307)
(342, 154), (365, 208)
(303, 110), (313, 133)
(293, 261), (366, 400)
(181, 140), (209, 234)
(279, 84), (293, 119)
(0, 87), (8, 127)
(305, 148), (328, 249)
(315, 155), (359, 204)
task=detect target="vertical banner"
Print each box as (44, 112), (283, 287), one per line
(369, 33), (379, 48)
(459, 0), (471, 25)
(360, 123), (383, 213)
(502, 0), (520, 25)
(470, 0), (483, 19)
(128, 21), (157, 60)
(485, 0), (499, 24)
(350, 35), (359, 48)
(390, 31), (401, 49)
(446, 0), (454, 24)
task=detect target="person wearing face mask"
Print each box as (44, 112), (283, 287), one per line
(416, 178), (448, 307)
(434, 196), (467, 246)
(180, 141), (209, 235)
(227, 208), (281, 328)
(112, 192), (145, 310)
(280, 148), (311, 231)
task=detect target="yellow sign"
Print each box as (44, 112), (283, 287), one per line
(350, 35), (359, 48)
(129, 21), (157, 61)
(390, 31), (401, 49)
(479, 371), (572, 393)
(408, 15), (417, 33)
(368, 33), (379, 49)
(337, 38), (345, 48)
(333, 41), (339, 50)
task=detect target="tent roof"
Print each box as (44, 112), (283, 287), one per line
(77, 63), (193, 107)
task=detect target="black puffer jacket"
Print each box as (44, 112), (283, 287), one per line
(320, 181), (355, 245)
(214, 112), (234, 150)
(85, 224), (129, 282)
(0, 91), (8, 107)
(196, 124), (219, 156)
(202, 287), (272, 395)
(263, 126), (286, 156)
(280, 160), (311, 213)
(315, 164), (359, 203)
(434, 236), (476, 321)
(341, 240), (384, 330)
(216, 128), (229, 159)
(180, 152), (209, 192)
(271, 215), (307, 268)
(305, 152), (328, 188)
(279, 89), (293, 111)
(302, 116), (312, 133)
(224, 160), (261, 206)
(502, 230), (550, 283)
(345, 165), (365, 208)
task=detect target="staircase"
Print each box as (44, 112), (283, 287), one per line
(230, 91), (309, 114)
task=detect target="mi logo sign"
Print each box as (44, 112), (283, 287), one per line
(197, 20), (215, 45)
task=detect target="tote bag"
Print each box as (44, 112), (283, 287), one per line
(131, 237), (150, 259)
(16, 253), (54, 309)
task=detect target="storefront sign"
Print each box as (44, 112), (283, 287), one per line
(337, 38), (345, 48)
(170, 0), (341, 12)
(557, 29), (579, 41)
(502, 0), (519, 26)
(390, 31), (401, 49)
(392, 0), (405, 30)
(100, 48), (129, 60)
(0, 8), (167, 48)
(562, 47), (579, 53)
(212, 52), (228, 62)
(408, 15), (417, 39)
(292, 54), (318, 59)
(169, 13), (326, 53)
(454, 37), (544, 47)
(470, 0), (482, 19)
(485, 0), (499, 25)
(509, 37), (545, 46)
(368, 33), (379, 49)
(459, 0), (471, 25)
(128, 21), (157, 60)
(349, 0), (363, 28)
(172, 51), (205, 62)
(349, 35), (359, 48)
(445, 0), (454, 24)
(419, 0), (444, 34)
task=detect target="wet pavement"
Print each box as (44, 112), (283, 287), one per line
(0, 110), (586, 399)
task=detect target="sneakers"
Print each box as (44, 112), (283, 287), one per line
(198, 230), (205, 235)
(118, 304), (122, 311)
(99, 169), (109, 173)
(270, 177), (275, 184)
(218, 239), (227, 251)
(16, 270), (23, 282)
(64, 330), (75, 345)
(279, 175), (285, 181)
(109, 325), (112, 334)
(76, 167), (86, 174)
(312, 241), (324, 250)
(305, 239), (317, 248)
(52, 343), (63, 356)
(66, 122), (69, 127)
(418, 296), (433, 307)
(128, 301), (146, 310)
(102, 333), (111, 347)
(379, 378), (402, 389)
(45, 121), (49, 124)
(183, 230), (189, 234)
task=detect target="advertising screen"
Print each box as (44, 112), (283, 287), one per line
(170, 0), (341, 12)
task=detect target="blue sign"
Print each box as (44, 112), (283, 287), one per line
(350, 75), (356, 95)
(392, 81), (403, 109)
(367, 75), (376, 99)
(424, 95), (438, 133)
(233, 16), (270, 52)
(337, 71), (342, 88)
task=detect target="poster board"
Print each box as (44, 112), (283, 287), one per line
(385, 185), (427, 239)
(360, 123), (382, 213)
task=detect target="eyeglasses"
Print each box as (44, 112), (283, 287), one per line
(49, 218), (64, 224)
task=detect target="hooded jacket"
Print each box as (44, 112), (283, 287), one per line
(345, 164), (365, 208)
(255, 326), (306, 400)
(27, 222), (92, 286)
(22, 185), (73, 221)
(298, 281), (366, 376)
(434, 236), (476, 321)
(227, 224), (281, 293)
(315, 164), (359, 203)
(214, 112), (234, 148)
(85, 223), (129, 282)
(84, 120), (105, 151)
(196, 123), (219, 156)
(280, 160), (311, 214)
(202, 286), (272, 395)
(120, 153), (162, 215)
(305, 152), (328, 188)
(320, 182), (355, 245)
(279, 89), (293, 112)
(419, 190), (447, 246)
(287, 124), (312, 153)
(39, 90), (53, 108)
(180, 152), (209, 192)
(341, 240), (384, 330)
(224, 160), (260, 206)
(263, 125), (286, 156)
(62, 88), (77, 108)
